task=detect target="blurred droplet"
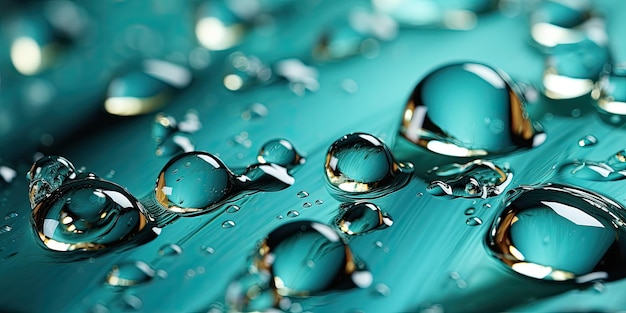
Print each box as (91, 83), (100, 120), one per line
(578, 135), (597, 147)
(106, 261), (155, 287)
(195, 1), (245, 51)
(223, 52), (272, 91)
(593, 63), (626, 124)
(335, 202), (393, 235)
(426, 160), (513, 199)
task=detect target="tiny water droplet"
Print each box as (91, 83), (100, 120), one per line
(241, 103), (268, 121)
(0, 166), (17, 186)
(276, 215), (284, 220)
(200, 245), (215, 255)
(106, 261), (155, 287)
(578, 135), (597, 147)
(560, 148), (626, 181)
(222, 220), (236, 228)
(4, 212), (18, 220)
(287, 210), (300, 218)
(222, 52), (271, 91)
(487, 184), (626, 282)
(274, 59), (319, 95)
(325, 133), (413, 199)
(335, 202), (393, 235)
(0, 225), (12, 234)
(464, 208), (475, 215)
(466, 217), (482, 226)
(315, 199), (324, 206)
(158, 243), (183, 256)
(120, 294), (143, 311)
(302, 202), (312, 208)
(373, 283), (391, 297)
(399, 62), (544, 157)
(483, 203), (492, 209)
(226, 205), (240, 213)
(297, 190), (309, 198)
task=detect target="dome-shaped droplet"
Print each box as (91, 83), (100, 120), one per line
(399, 62), (545, 157)
(154, 152), (235, 215)
(542, 39), (610, 100)
(106, 260), (155, 287)
(426, 160), (513, 198)
(578, 134), (598, 147)
(158, 243), (183, 257)
(195, 1), (245, 51)
(27, 155), (77, 207)
(529, 0), (598, 50)
(254, 221), (370, 296)
(31, 179), (151, 251)
(592, 63), (626, 124)
(559, 148), (626, 181)
(486, 184), (626, 282)
(324, 133), (413, 198)
(335, 202), (393, 235)
(152, 113), (178, 145)
(257, 139), (305, 169)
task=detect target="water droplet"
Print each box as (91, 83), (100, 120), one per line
(276, 215), (284, 220)
(274, 59), (319, 95)
(578, 135), (598, 147)
(253, 221), (369, 296)
(335, 202), (393, 235)
(315, 199), (324, 206)
(302, 202), (312, 209)
(226, 205), (240, 213)
(465, 217), (482, 226)
(31, 179), (153, 251)
(296, 191), (309, 198)
(0, 225), (12, 234)
(152, 113), (178, 144)
(341, 79), (359, 94)
(486, 184), (626, 282)
(287, 210), (300, 218)
(27, 156), (77, 207)
(464, 208), (475, 216)
(324, 133), (413, 199)
(426, 160), (513, 199)
(195, 2), (245, 51)
(155, 133), (195, 157)
(105, 60), (191, 116)
(372, 0), (490, 29)
(119, 294), (143, 311)
(222, 220), (236, 228)
(158, 243), (183, 256)
(560, 148), (626, 181)
(257, 139), (305, 169)
(542, 39), (609, 100)
(593, 63), (626, 124)
(4, 212), (18, 220)
(373, 283), (391, 297)
(483, 203), (492, 209)
(223, 52), (272, 91)
(399, 62), (544, 157)
(225, 269), (277, 312)
(529, 0), (601, 49)
(241, 103), (269, 121)
(201, 245), (215, 255)
(106, 261), (155, 287)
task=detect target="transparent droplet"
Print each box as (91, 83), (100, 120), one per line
(315, 199), (324, 206)
(200, 245), (215, 255)
(287, 210), (299, 218)
(464, 207), (475, 215)
(257, 139), (305, 169)
(253, 221), (370, 296)
(0, 225), (13, 234)
(106, 261), (155, 287)
(592, 63), (626, 124)
(155, 133), (195, 157)
(158, 243), (183, 257)
(222, 220), (236, 228)
(223, 52), (272, 91)
(372, 0), (492, 29)
(426, 160), (513, 198)
(542, 39), (609, 100)
(373, 283), (391, 297)
(486, 183), (626, 282)
(466, 217), (482, 226)
(27, 155), (77, 207)
(399, 62), (545, 157)
(578, 135), (598, 147)
(241, 103), (269, 121)
(302, 202), (312, 208)
(226, 205), (240, 213)
(274, 59), (319, 95)
(195, 1), (245, 51)
(560, 148), (626, 181)
(31, 179), (153, 251)
(296, 191), (309, 198)
(225, 269), (277, 312)
(105, 60), (191, 116)
(0, 165), (17, 186)
(4, 212), (18, 220)
(324, 132), (413, 198)
(335, 202), (393, 235)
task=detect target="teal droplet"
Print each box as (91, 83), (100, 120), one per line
(464, 208), (475, 216)
(486, 184), (626, 282)
(578, 135), (598, 147)
(335, 202), (393, 235)
(399, 62), (544, 157)
(257, 139), (305, 168)
(593, 63), (626, 124)
(106, 261), (155, 287)
(426, 160), (513, 198)
(529, 0), (593, 49)
(31, 178), (152, 252)
(465, 217), (482, 226)
(325, 133), (413, 198)
(222, 52), (272, 91)
(195, 1), (245, 51)
(158, 243), (183, 257)
(27, 156), (77, 207)
(560, 149), (626, 181)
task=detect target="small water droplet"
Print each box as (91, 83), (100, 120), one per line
(257, 139), (305, 169)
(335, 202), (393, 235)
(314, 199), (324, 206)
(0, 225), (12, 234)
(399, 62), (544, 157)
(426, 160), (513, 199)
(241, 103), (269, 121)
(158, 243), (183, 256)
(274, 59), (319, 95)
(287, 210), (300, 218)
(226, 205), (241, 213)
(578, 135), (598, 147)
(325, 133), (413, 199)
(200, 245), (215, 255)
(0, 166), (17, 186)
(222, 52), (271, 91)
(296, 190), (309, 198)
(464, 208), (475, 215)
(222, 220), (236, 228)
(487, 183), (626, 282)
(529, 0), (597, 49)
(373, 283), (391, 297)
(120, 294), (143, 311)
(341, 79), (359, 94)
(106, 261), (155, 287)
(560, 148), (626, 181)
(593, 63), (626, 125)
(483, 203), (492, 209)
(276, 215), (284, 220)
(4, 212), (18, 220)
(466, 217), (482, 226)
(302, 202), (312, 208)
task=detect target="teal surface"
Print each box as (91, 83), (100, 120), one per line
(1, 0), (626, 312)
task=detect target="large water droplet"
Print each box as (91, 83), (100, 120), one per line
(106, 261), (155, 287)
(254, 221), (371, 296)
(335, 202), (393, 235)
(257, 139), (305, 169)
(31, 178), (153, 252)
(27, 156), (77, 207)
(426, 160), (513, 199)
(542, 39), (609, 100)
(195, 1), (245, 51)
(592, 63), (626, 124)
(486, 184), (626, 282)
(560, 148), (626, 181)
(399, 62), (545, 157)
(324, 133), (413, 198)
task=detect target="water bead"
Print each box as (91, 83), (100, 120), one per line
(195, 1), (245, 51)
(296, 191), (309, 198)
(152, 113), (178, 145)
(222, 220), (236, 228)
(253, 221), (370, 296)
(257, 139), (306, 169)
(465, 217), (482, 226)
(371, 0), (494, 29)
(560, 148), (626, 181)
(592, 63), (626, 124)
(529, 0), (600, 50)
(155, 133), (195, 157)
(27, 155), (77, 207)
(106, 261), (155, 287)
(426, 160), (513, 199)
(31, 179), (151, 252)
(158, 243), (183, 257)
(486, 184), (626, 282)
(399, 62), (545, 157)
(324, 133), (413, 198)
(273, 59), (319, 95)
(0, 165), (17, 186)
(225, 269), (277, 312)
(223, 52), (272, 91)
(334, 202), (393, 235)
(577, 135), (597, 147)
(226, 205), (240, 213)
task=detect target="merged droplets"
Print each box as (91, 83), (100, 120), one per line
(486, 184), (626, 282)
(31, 178), (153, 252)
(27, 155), (77, 207)
(334, 202), (393, 235)
(592, 63), (626, 124)
(559, 148), (626, 181)
(257, 139), (306, 169)
(324, 133), (413, 199)
(152, 111), (201, 157)
(106, 260), (155, 287)
(426, 160), (513, 199)
(399, 62), (545, 157)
